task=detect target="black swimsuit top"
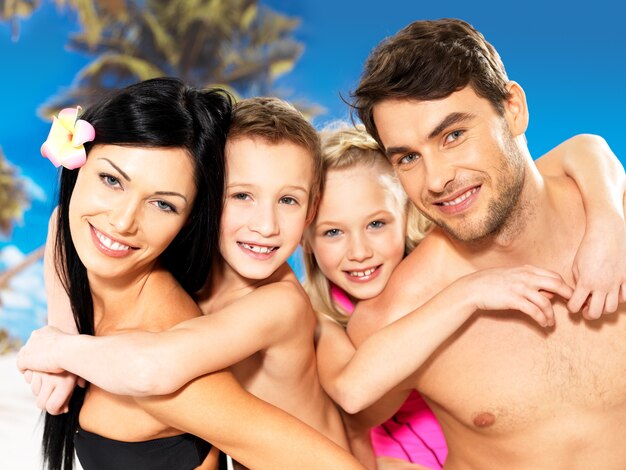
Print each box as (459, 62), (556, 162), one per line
(74, 426), (213, 470)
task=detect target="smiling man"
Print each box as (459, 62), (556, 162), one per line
(347, 18), (626, 469)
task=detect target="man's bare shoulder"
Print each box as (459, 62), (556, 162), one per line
(348, 229), (458, 345)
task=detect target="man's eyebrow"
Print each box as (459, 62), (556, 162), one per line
(99, 158), (131, 181)
(384, 112), (476, 160)
(385, 146), (412, 160)
(427, 112), (475, 140)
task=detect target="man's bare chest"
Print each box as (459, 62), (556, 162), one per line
(417, 303), (626, 432)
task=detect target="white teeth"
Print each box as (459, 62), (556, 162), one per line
(349, 267), (376, 277)
(441, 187), (478, 206)
(241, 243), (275, 254)
(95, 230), (131, 251)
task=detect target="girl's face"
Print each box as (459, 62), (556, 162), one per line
(308, 165), (406, 302)
(69, 145), (197, 284)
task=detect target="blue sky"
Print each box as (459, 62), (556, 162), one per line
(1, 0), (624, 339)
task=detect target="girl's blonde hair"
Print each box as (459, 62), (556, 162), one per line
(303, 123), (431, 326)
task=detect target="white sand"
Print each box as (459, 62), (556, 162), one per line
(0, 353), (45, 469)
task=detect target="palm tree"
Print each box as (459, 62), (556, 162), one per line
(0, 148), (32, 350)
(0, 148), (29, 237)
(0, 0), (39, 40)
(36, 0), (322, 118)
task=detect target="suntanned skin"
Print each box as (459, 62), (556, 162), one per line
(348, 84), (626, 469)
(197, 261), (349, 454)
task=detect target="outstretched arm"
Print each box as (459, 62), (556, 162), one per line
(320, 266), (571, 415)
(18, 282), (306, 396)
(136, 369), (365, 470)
(23, 209), (82, 415)
(536, 134), (626, 318)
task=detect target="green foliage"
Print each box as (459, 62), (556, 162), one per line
(0, 148), (29, 236)
(32, 0), (321, 118)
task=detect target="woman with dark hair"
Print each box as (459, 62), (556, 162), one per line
(36, 77), (363, 470)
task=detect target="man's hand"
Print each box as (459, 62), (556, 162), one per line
(568, 213), (626, 319)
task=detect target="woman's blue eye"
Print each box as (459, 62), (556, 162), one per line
(100, 173), (120, 187)
(155, 200), (176, 213)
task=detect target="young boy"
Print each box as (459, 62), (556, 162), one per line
(18, 98), (351, 460)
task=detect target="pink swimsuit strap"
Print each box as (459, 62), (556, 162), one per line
(330, 284), (355, 314)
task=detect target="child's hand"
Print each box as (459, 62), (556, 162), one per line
(16, 325), (66, 374)
(23, 370), (84, 414)
(466, 265), (573, 328)
(568, 213), (626, 319)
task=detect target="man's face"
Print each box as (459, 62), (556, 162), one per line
(372, 86), (526, 242)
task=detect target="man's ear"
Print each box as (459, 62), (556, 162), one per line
(503, 81), (529, 137)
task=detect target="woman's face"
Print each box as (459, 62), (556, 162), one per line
(69, 144), (197, 283)
(308, 166), (406, 302)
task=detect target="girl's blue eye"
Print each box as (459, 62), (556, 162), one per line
(233, 193), (249, 200)
(369, 220), (385, 229)
(323, 228), (342, 238)
(280, 196), (297, 205)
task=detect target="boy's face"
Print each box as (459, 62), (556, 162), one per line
(220, 136), (314, 280)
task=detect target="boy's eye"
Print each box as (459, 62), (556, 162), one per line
(368, 220), (385, 229)
(444, 129), (464, 144)
(100, 173), (121, 188)
(323, 228), (342, 238)
(279, 196), (298, 205)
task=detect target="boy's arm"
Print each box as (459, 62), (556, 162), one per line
(135, 370), (365, 470)
(18, 282), (307, 396)
(535, 134), (626, 318)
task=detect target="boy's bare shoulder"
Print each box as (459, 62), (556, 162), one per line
(240, 270), (315, 335)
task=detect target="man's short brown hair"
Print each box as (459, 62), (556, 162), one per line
(228, 97), (322, 215)
(352, 18), (511, 148)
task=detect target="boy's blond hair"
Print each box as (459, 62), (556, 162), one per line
(228, 97), (323, 217)
(303, 123), (432, 326)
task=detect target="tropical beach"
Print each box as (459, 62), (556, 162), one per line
(0, 352), (45, 470)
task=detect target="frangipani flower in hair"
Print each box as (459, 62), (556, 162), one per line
(41, 106), (95, 170)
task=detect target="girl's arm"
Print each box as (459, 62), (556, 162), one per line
(18, 281), (307, 396)
(535, 134), (626, 318)
(135, 369), (365, 470)
(321, 265), (571, 414)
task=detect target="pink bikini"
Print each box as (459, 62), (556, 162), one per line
(330, 284), (448, 468)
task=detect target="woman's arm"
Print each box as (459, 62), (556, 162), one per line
(135, 369), (365, 470)
(322, 266), (571, 414)
(18, 281), (306, 396)
(535, 134), (626, 318)
(24, 209), (82, 415)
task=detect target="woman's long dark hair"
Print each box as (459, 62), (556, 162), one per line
(42, 77), (232, 470)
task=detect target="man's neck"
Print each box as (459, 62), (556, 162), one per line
(451, 162), (561, 268)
